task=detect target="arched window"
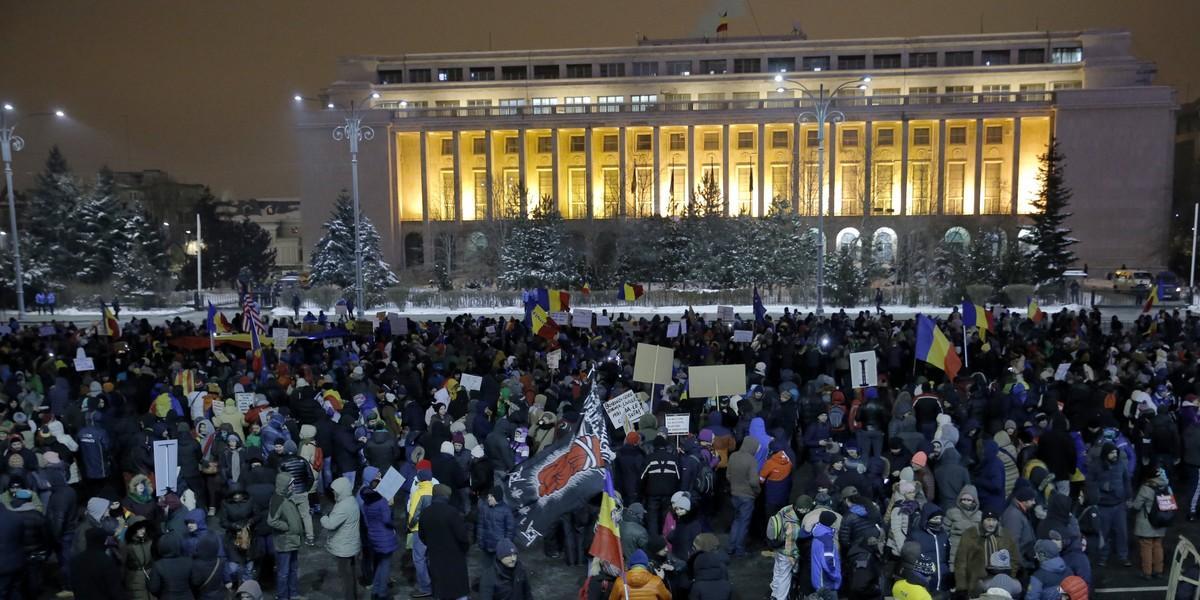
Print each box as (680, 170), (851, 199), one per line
(944, 226), (970, 246)
(873, 227), (897, 265)
(836, 227), (861, 252)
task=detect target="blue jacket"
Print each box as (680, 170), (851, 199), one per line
(475, 497), (515, 553)
(908, 503), (951, 591)
(1026, 556), (1072, 600)
(1086, 454), (1132, 506)
(975, 440), (1007, 513)
(810, 523), (842, 591)
(77, 422), (111, 480)
(360, 488), (399, 554)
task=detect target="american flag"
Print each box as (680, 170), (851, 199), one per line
(240, 284), (265, 351)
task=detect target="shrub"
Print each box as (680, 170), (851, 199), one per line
(308, 285), (340, 311)
(1000, 284), (1036, 307)
(383, 287), (410, 311)
(965, 284), (994, 305)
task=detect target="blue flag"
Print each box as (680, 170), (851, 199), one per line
(753, 286), (766, 324)
(206, 302), (217, 335)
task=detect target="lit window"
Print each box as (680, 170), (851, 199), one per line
(440, 138), (455, 155)
(635, 134), (652, 152)
(872, 163), (893, 214)
(568, 168), (587, 218)
(504, 137), (519, 154)
(703, 132), (720, 151)
(981, 84), (1011, 102)
(531, 97), (557, 115)
(569, 135), (585, 153)
(602, 135), (618, 153)
(1051, 47), (1083, 64)
(597, 95), (624, 112)
(840, 164), (861, 215)
(669, 133), (685, 151)
(841, 129), (858, 148)
(985, 125), (1003, 145)
(806, 129), (819, 147)
(910, 162), (932, 215)
(564, 96), (590, 114)
(1019, 83), (1047, 101)
(949, 126), (967, 145)
(982, 161), (1004, 214)
(945, 85), (973, 103)
(737, 131), (754, 150)
(912, 127), (931, 146)
(772, 130), (789, 149)
(498, 98), (525, 116)
(601, 168), (620, 217)
(537, 136), (552, 153)
(472, 137), (487, 154)
(437, 68), (462, 82)
(945, 162), (966, 214)
(1052, 81), (1082, 90)
(631, 95), (657, 112)
(876, 128), (895, 147)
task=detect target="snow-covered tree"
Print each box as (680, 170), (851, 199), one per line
(26, 146), (84, 284)
(1027, 140), (1078, 285)
(113, 205), (170, 293)
(760, 198), (817, 287)
(76, 167), (125, 283)
(497, 199), (576, 288)
(220, 219), (276, 284)
(826, 243), (868, 307)
(655, 216), (692, 287)
(310, 190), (399, 303)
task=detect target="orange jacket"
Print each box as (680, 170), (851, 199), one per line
(609, 567), (671, 600)
(759, 450), (793, 483)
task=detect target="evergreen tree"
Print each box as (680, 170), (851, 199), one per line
(933, 240), (971, 304)
(113, 205), (170, 293)
(1027, 139), (1078, 285)
(655, 216), (692, 287)
(218, 219), (276, 284)
(497, 200), (576, 288)
(759, 199), (818, 287)
(826, 243), (867, 307)
(310, 190), (399, 303)
(76, 167), (125, 283)
(26, 146), (84, 284)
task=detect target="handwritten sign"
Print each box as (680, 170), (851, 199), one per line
(596, 315), (612, 327)
(732, 329), (753, 343)
(605, 390), (647, 429)
(849, 351), (879, 388)
(551, 311), (571, 327)
(485, 325), (496, 335)
(666, 323), (680, 338)
(39, 325), (55, 337)
(665, 413), (690, 436)
(717, 306), (734, 321)
(74, 357), (95, 371)
(235, 392), (255, 412)
(322, 337), (343, 349)
(546, 349), (562, 370)
(272, 327), (289, 349)
(573, 308), (592, 325)
(460, 374), (483, 391)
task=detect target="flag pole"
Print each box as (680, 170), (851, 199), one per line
(962, 322), (969, 371)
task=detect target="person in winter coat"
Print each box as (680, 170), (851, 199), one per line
(70, 527), (126, 600)
(932, 447), (970, 511)
(641, 436), (681, 538)
(688, 543), (733, 600)
(321, 477), (362, 600)
(1131, 468), (1170, 579)
(77, 412), (112, 484)
(908, 503), (950, 594)
(218, 482), (261, 584)
(417, 484), (471, 600)
(974, 440), (1007, 514)
(267, 472), (304, 600)
(993, 431), (1020, 499)
(484, 416), (518, 483)
(944, 484), (981, 570)
(478, 539), (532, 600)
(977, 549), (1023, 599)
(1035, 493), (1091, 585)
(476, 485), (515, 564)
(43, 461), (78, 585)
(1085, 442), (1132, 567)
(1026, 539), (1074, 600)
(726, 435), (761, 556)
(122, 517), (156, 600)
(954, 510), (1021, 597)
(620, 502), (650, 562)
(810, 511), (842, 593)
(887, 481), (923, 557)
(359, 471), (399, 600)
(609, 549), (671, 600)
(759, 440), (793, 518)
(5, 486), (50, 599)
(614, 433), (646, 505)
(364, 426), (399, 472)
(148, 533), (195, 600)
(666, 492), (701, 563)
(1000, 487), (1038, 570)
(189, 535), (228, 600)
(123, 474), (159, 521)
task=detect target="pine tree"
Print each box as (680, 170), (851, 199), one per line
(310, 190), (399, 302)
(1027, 139), (1078, 285)
(112, 205), (170, 293)
(26, 146), (84, 284)
(655, 216), (692, 287)
(826, 243), (867, 307)
(220, 219), (276, 284)
(497, 200), (577, 288)
(76, 167), (125, 283)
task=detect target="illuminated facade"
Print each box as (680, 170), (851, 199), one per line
(296, 29), (1176, 273)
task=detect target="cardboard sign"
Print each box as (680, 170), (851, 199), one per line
(596, 315), (612, 327)
(688, 364), (747, 399)
(666, 323), (680, 338)
(376, 467), (406, 501)
(39, 325), (55, 337)
(485, 325), (496, 335)
(1054, 363), (1071, 381)
(389, 313), (408, 336)
(551, 311), (571, 327)
(322, 337), (343, 349)
(546, 349), (562, 370)
(633, 343), (674, 386)
(272, 327), (289, 349)
(460, 374), (483, 391)
(605, 390), (647, 429)
(152, 439), (179, 497)
(73, 348), (94, 372)
(849, 351), (879, 388)
(235, 392), (255, 413)
(717, 306), (734, 321)
(351, 320), (374, 335)
(664, 413), (690, 436)
(573, 308), (592, 325)
(732, 329), (753, 343)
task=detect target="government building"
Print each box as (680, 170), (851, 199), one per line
(295, 29), (1175, 276)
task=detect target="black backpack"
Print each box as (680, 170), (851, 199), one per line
(1148, 487), (1178, 528)
(687, 454), (715, 496)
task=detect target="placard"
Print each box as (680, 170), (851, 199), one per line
(1054, 363), (1071, 381)
(849, 351), (879, 388)
(460, 374), (483, 391)
(235, 392), (255, 413)
(596, 315), (612, 327)
(484, 325), (496, 335)
(322, 337), (343, 349)
(334, 303), (348, 315)
(388, 313), (408, 336)
(375, 467), (406, 501)
(39, 325), (55, 337)
(664, 413), (690, 436)
(152, 439), (179, 497)
(688, 364), (747, 399)
(717, 306), (735, 321)
(272, 327), (289, 348)
(605, 390), (647, 429)
(351, 320), (374, 335)
(551, 311), (571, 327)
(74, 357), (95, 372)
(0, 325), (11, 335)
(666, 323), (680, 338)
(546, 349), (562, 370)
(633, 343), (674, 386)
(732, 329), (753, 343)
(573, 308), (592, 325)
(434, 387), (450, 405)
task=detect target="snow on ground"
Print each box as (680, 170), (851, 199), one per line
(54, 306), (194, 317)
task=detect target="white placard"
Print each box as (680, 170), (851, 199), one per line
(1054, 363), (1071, 381)
(849, 351), (879, 388)
(272, 327), (289, 348)
(604, 390), (647, 429)
(666, 323), (680, 338)
(717, 306), (735, 321)
(434, 387), (450, 405)
(546, 349), (562, 370)
(664, 413), (690, 436)
(389, 313), (408, 336)
(573, 308), (592, 324)
(485, 325), (496, 335)
(74, 357), (95, 372)
(152, 439), (179, 497)
(732, 329), (753, 343)
(551, 311), (571, 327)
(680, 319), (688, 335)
(235, 392), (255, 413)
(460, 374), (483, 391)
(39, 325), (55, 337)
(335, 303), (348, 315)
(322, 337), (343, 349)
(596, 315), (612, 327)
(375, 467), (406, 501)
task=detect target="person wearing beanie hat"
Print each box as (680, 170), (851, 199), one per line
(760, 437), (794, 519)
(610, 548), (670, 600)
(406, 457), (437, 598)
(907, 503), (951, 593)
(810, 504), (842, 592)
(476, 483), (514, 569)
(1002, 484), (1040, 570)
(957, 508), (1020, 597)
(641, 431), (682, 539)
(1131, 467), (1170, 578)
(978, 549), (1023, 599)
(478, 537), (532, 600)
(767, 494), (811, 599)
(416, 479), (470, 600)
(666, 489), (701, 563)
(614, 430), (646, 506)
(1027, 538), (1071, 600)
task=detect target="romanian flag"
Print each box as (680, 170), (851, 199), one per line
(916, 315), (961, 382)
(1143, 287), (1160, 313)
(587, 470), (624, 569)
(619, 283), (645, 302)
(535, 288), (571, 313)
(716, 11), (729, 33)
(581, 281), (591, 296)
(100, 303), (120, 337)
(962, 300), (994, 340)
(1027, 297), (1045, 323)
(174, 369), (196, 396)
(531, 305), (559, 340)
(216, 312), (235, 334)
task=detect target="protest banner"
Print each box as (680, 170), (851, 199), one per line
(633, 343), (673, 386)
(460, 374), (483, 391)
(666, 323), (680, 338)
(604, 390), (647, 429)
(732, 329), (753, 343)
(664, 413), (690, 436)
(235, 392), (255, 412)
(551, 311), (571, 327)
(272, 327), (289, 348)
(688, 364), (747, 398)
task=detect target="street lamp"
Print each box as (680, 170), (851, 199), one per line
(294, 91), (380, 319)
(773, 75), (869, 316)
(1, 104), (67, 316)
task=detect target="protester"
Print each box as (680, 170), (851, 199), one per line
(418, 484), (469, 600)
(320, 476), (362, 600)
(478, 539), (532, 600)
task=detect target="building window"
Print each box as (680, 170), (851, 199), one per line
(666, 60), (692, 76)
(801, 162), (821, 215)
(985, 125), (1003, 144)
(698, 92), (724, 110)
(772, 130), (789, 149)
(466, 99), (491, 115)
(737, 131), (754, 150)
(602, 167), (620, 218)
(569, 135), (585, 153)
(806, 129), (819, 147)
(732, 91), (758, 108)
(531, 97), (557, 115)
(908, 86), (936, 104)
(565, 64), (592, 78)
(497, 169), (520, 218)
(703, 132), (720, 151)
(598, 63), (625, 77)
(982, 161), (1004, 214)
(802, 56), (830, 71)
(770, 164), (789, 201)
(912, 127), (931, 146)
(537, 136), (552, 153)
(501, 66), (527, 80)
(504, 136), (519, 154)
(945, 162), (966, 214)
(732, 58), (761, 73)
(635, 134), (652, 152)
(378, 69), (403, 84)
(667, 166), (687, 214)
(632, 61), (658, 76)
(498, 98), (525, 116)
(873, 163), (893, 214)
(564, 96), (590, 113)
(472, 137), (487, 154)
(472, 171), (488, 221)
(602, 134), (618, 153)
(408, 68), (432, 83)
(438, 170), (456, 220)
(1051, 47), (1083, 64)
(982, 50), (1011, 66)
(949, 126), (967, 145)
(840, 164), (862, 215)
(910, 52), (937, 68)
(1019, 83), (1047, 101)
(532, 64), (560, 79)
(735, 165), (754, 215)
(876, 128), (895, 147)
(767, 57), (795, 73)
(669, 133), (685, 151)
(567, 168), (587, 218)
(841, 129), (859, 148)
(1052, 80), (1082, 90)
(440, 138), (455, 155)
(469, 67), (495, 81)
(437, 68), (463, 82)
(837, 55), (866, 70)
(874, 54), (901, 69)
(873, 88), (902, 105)
(631, 94), (657, 112)
(981, 84), (1011, 102)
(945, 51), (974, 67)
(1018, 48), (1045, 64)
(945, 85), (973, 103)
(910, 161), (932, 215)
(699, 59), (727, 74)
(632, 166), (653, 216)
(536, 169), (554, 209)
(597, 95), (623, 112)
(663, 93), (689, 107)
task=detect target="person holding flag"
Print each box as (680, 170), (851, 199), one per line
(915, 315), (962, 382)
(753, 287), (766, 326)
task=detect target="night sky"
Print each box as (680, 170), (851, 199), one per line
(2, 0), (1196, 201)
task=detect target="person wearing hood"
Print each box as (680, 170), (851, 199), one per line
(1131, 467), (1171, 579)
(688, 535), (732, 600)
(176, 421), (206, 514)
(478, 539), (532, 600)
(189, 534), (228, 600)
(320, 476), (362, 600)
(358, 467), (399, 600)
(180, 508), (220, 558)
(220, 432), (249, 488)
(640, 436), (681, 538)
(77, 411), (112, 488)
(4, 483), (49, 600)
(908, 503), (950, 595)
(431, 440), (469, 512)
(1085, 442), (1132, 567)
(619, 502), (649, 562)
(418, 484), (470, 600)
(123, 474), (160, 522)
(43, 459), (78, 587)
(614, 432), (647, 506)
(70, 527), (125, 600)
(992, 431), (1020, 499)
(217, 482), (261, 585)
(212, 399), (246, 441)
(608, 549), (670, 600)
(484, 415), (518, 484)
(726, 434), (761, 557)
(955, 509), (1021, 597)
(810, 510), (842, 593)
(476, 484), (515, 568)
(1026, 539), (1074, 600)
(364, 423), (399, 473)
(891, 542), (934, 600)
(530, 410), (558, 455)
(267, 471), (304, 600)
(944, 484), (981, 571)
(759, 439), (793, 519)
(148, 533), (195, 600)
(974, 440), (1007, 514)
(121, 517), (156, 600)
(1036, 493), (1091, 586)
(932, 447), (970, 511)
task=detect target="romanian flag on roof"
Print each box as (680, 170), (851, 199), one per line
(1142, 286), (1160, 313)
(587, 470), (624, 569)
(962, 300), (994, 339)
(531, 305), (559, 340)
(716, 11), (729, 33)
(100, 303), (120, 337)
(581, 281), (591, 296)
(535, 288), (571, 313)
(916, 315), (961, 381)
(1027, 297), (1045, 323)
(618, 283), (645, 302)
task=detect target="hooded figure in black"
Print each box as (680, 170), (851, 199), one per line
(70, 527), (125, 600)
(189, 534), (228, 600)
(148, 533), (195, 600)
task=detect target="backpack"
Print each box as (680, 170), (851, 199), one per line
(1148, 488), (1178, 528)
(766, 511), (789, 549)
(690, 455), (715, 496)
(828, 405), (847, 432)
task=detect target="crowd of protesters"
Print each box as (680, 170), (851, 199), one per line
(0, 301), (1198, 600)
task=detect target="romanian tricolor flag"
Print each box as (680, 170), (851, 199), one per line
(619, 283), (645, 302)
(531, 305), (559, 340)
(581, 281), (591, 296)
(1143, 286), (1160, 313)
(174, 369), (196, 396)
(100, 303), (120, 337)
(716, 11), (729, 33)
(587, 470), (624, 569)
(916, 315), (962, 381)
(962, 300), (994, 340)
(1027, 297), (1045, 323)
(535, 288), (571, 313)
